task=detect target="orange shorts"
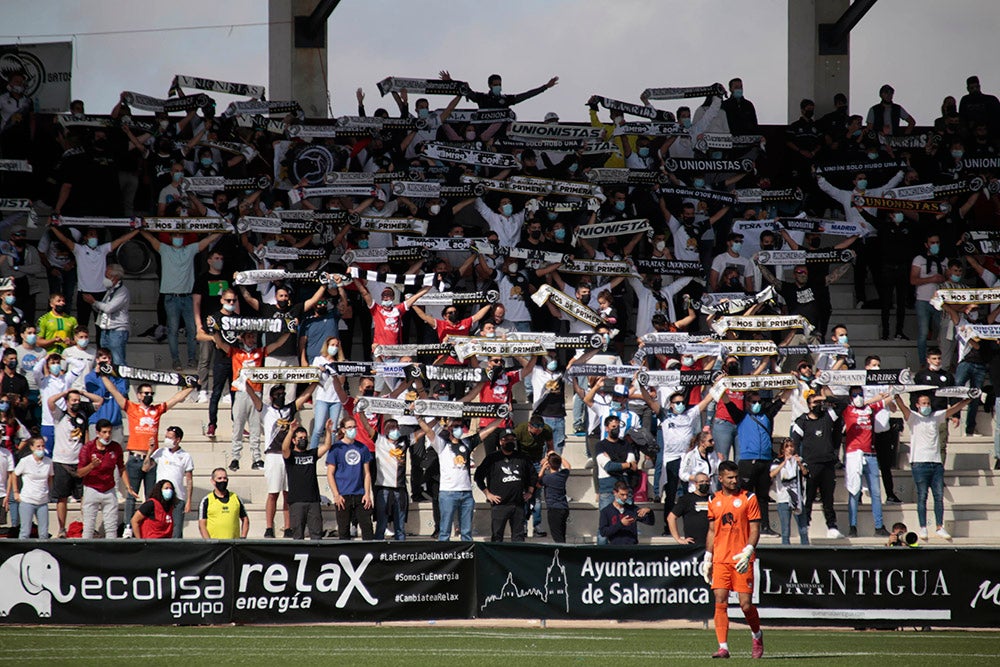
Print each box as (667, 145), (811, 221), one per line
(712, 561), (754, 594)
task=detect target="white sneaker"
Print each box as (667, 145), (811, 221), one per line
(826, 528), (845, 539)
(918, 527), (929, 540)
(122, 526), (133, 539)
(935, 527), (953, 541)
(197, 390), (209, 403)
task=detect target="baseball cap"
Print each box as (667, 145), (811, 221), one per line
(529, 415), (544, 428)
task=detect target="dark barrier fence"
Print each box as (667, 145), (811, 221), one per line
(0, 541), (997, 626)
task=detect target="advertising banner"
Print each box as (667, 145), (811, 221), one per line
(0, 42), (72, 112)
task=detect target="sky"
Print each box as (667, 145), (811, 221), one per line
(1, 0), (998, 124)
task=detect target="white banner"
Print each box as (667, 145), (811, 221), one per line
(0, 42), (72, 113)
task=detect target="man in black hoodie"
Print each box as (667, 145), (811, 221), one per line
(474, 428), (537, 542)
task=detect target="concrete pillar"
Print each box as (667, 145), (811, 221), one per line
(269, 0), (329, 118)
(787, 0), (850, 122)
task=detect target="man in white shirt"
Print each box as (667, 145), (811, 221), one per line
(142, 425), (194, 537)
(910, 232), (948, 367)
(473, 196), (524, 248)
(709, 233), (754, 293)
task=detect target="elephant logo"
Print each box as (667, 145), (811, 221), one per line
(0, 550), (76, 618)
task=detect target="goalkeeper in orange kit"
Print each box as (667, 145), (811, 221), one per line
(702, 460), (763, 659)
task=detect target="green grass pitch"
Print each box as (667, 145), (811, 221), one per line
(0, 625), (997, 665)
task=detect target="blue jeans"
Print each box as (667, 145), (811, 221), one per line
(41, 425), (54, 457)
(437, 490), (473, 541)
(954, 361), (987, 434)
(164, 294), (197, 366)
(19, 502), (49, 539)
(848, 453), (884, 529)
(527, 461), (543, 531)
(309, 400), (343, 450)
(911, 462), (945, 529)
(712, 418), (738, 462)
(124, 453), (157, 523)
(572, 395), (587, 435)
(776, 502), (809, 545)
(915, 300), (937, 367)
(374, 487), (408, 540)
(101, 328), (129, 365)
(542, 416), (565, 454)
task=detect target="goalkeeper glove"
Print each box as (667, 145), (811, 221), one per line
(733, 544), (755, 574)
(701, 552), (713, 585)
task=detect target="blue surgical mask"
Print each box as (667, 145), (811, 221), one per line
(172, 237), (184, 247)
(77, 338), (89, 349)
(381, 299), (394, 308)
(86, 238), (98, 249)
(24, 334), (36, 346)
(838, 334), (848, 345)
(693, 178), (706, 188)
(162, 488), (174, 501)
(200, 157), (213, 167)
(501, 203), (513, 216)
(614, 200), (626, 211)
(358, 239), (369, 249)
(0, 402), (9, 412)
(345, 427), (357, 440)
(750, 402), (762, 414)
(856, 179), (868, 190)
(49, 363), (62, 375)
(387, 429), (401, 440)
(892, 212), (904, 223)
(547, 211), (558, 222)
(929, 243), (940, 255)
(638, 146), (650, 158)
(919, 406), (932, 417)
(452, 427), (464, 440)
(672, 403), (685, 415)
(682, 118), (692, 129)
(611, 401), (622, 412)
(491, 85), (502, 96)
(172, 172), (183, 183)
(546, 360), (558, 372)
(327, 344), (339, 356)
(568, 163), (578, 173)
(33, 449), (44, 459)
(867, 152), (879, 160)
(418, 108), (429, 119)
(949, 274), (963, 283)
(732, 89), (744, 99)
(731, 242), (743, 253)
(951, 150), (964, 159)
(3, 295), (13, 306)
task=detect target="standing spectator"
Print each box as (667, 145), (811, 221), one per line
(210, 329), (289, 472)
(357, 413), (411, 541)
(194, 250), (232, 402)
(36, 293), (77, 354)
(83, 264), (130, 365)
(198, 467), (249, 539)
(0, 441), (13, 530)
(247, 381), (315, 539)
(308, 336), (347, 451)
(599, 480), (654, 545)
(325, 416), (374, 540)
(594, 415), (638, 544)
(297, 294), (342, 367)
(0, 347), (29, 424)
(538, 452), (571, 543)
(910, 233), (948, 366)
(842, 387), (892, 537)
(951, 306), (989, 435)
(142, 425), (194, 538)
(770, 439), (810, 545)
(130, 479), (179, 539)
(680, 431), (722, 493)
(866, 84), (916, 136)
(2, 226), (45, 325)
(959, 75), (1000, 134)
(77, 418), (135, 539)
(13, 437), (53, 539)
(0, 278), (25, 340)
(893, 393), (971, 541)
(99, 375), (193, 537)
(512, 416), (553, 537)
(139, 228), (223, 371)
(46, 223), (139, 335)
(475, 428), (538, 543)
(34, 351), (82, 455)
(283, 419), (333, 540)
(666, 471), (712, 546)
(61, 327), (96, 391)
(17, 326), (45, 425)
(48, 387), (102, 538)
(721, 77), (759, 134)
(790, 391), (845, 539)
(84, 348), (126, 444)
(195, 289), (237, 438)
(530, 353), (568, 454)
(911, 348), (957, 450)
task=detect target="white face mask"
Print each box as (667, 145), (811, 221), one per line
(852, 395), (865, 408)
(429, 204), (441, 215)
(654, 240), (666, 252)
(164, 437), (176, 449)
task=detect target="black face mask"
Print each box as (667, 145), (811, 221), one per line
(704, 446), (715, 454)
(215, 480), (228, 493)
(808, 238), (821, 249)
(54, 304), (67, 314)
(445, 312), (457, 323)
(5, 360), (16, 370)
(697, 483), (711, 494)
(276, 300), (290, 310)
(362, 387), (375, 397)
(314, 306), (327, 316)
(141, 395), (154, 407)
(727, 362), (740, 375)
(609, 427), (621, 440)
(294, 439), (308, 450)
(500, 441), (515, 454)
(529, 230), (541, 240)
(810, 404), (824, 416)
(489, 367), (503, 382)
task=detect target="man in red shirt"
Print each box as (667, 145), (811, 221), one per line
(355, 282), (431, 350)
(77, 418), (137, 538)
(412, 302), (492, 365)
(210, 330), (290, 472)
(843, 385), (892, 537)
(702, 460), (763, 659)
(101, 375), (193, 537)
(477, 356), (536, 455)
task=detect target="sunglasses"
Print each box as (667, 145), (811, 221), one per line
(222, 299), (236, 303)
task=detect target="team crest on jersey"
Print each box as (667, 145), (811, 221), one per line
(733, 499), (742, 508)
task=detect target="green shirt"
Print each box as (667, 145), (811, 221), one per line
(37, 312), (78, 353)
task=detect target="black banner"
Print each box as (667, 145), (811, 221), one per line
(476, 544), (710, 620)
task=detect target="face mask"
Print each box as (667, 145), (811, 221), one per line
(84, 237), (99, 250)
(162, 437), (177, 449)
(638, 146), (650, 158)
(358, 239), (370, 249)
(727, 362), (740, 375)
(919, 406), (932, 417)
(2, 360), (12, 370)
(102, 277), (114, 290)
(207, 259), (224, 272)
(732, 89), (744, 99)
(141, 394), (154, 406)
(553, 227), (566, 240)
(609, 427), (621, 440)
(852, 129), (862, 137)
(852, 395), (865, 408)
(867, 152), (879, 160)
(0, 402), (8, 413)
(892, 212), (904, 223)
(465, 130), (477, 141)
(869, 365), (880, 371)
(491, 85), (502, 96)
(856, 179), (868, 190)
(452, 427), (464, 440)
(24, 334), (36, 346)
(223, 303), (235, 313)
(528, 230), (541, 240)
(693, 178), (706, 188)
(951, 150), (964, 159)
(2, 295), (13, 306)
(381, 299), (394, 308)
(54, 304), (67, 314)
(968, 310), (980, 322)
(485, 331), (496, 338)
(162, 488), (174, 501)
(294, 438), (308, 450)
(838, 335), (848, 345)
(507, 262), (519, 274)
(172, 172), (183, 183)
(76, 338), (89, 349)
(949, 274), (963, 283)
(172, 237), (184, 247)
(614, 200), (626, 211)
(810, 404), (824, 416)
(33, 449), (44, 459)
(731, 242), (742, 253)
(159, 120), (170, 131)
(672, 403), (686, 415)
(8, 85), (24, 95)
(568, 163), (578, 173)
(200, 157), (213, 167)
(750, 402), (762, 414)
(387, 429), (401, 441)
(49, 363), (62, 375)
(603, 333), (611, 346)
(500, 440), (515, 453)
(929, 243), (940, 255)
(610, 401), (622, 412)
(681, 117), (692, 128)
(679, 355), (694, 367)
(697, 482), (711, 494)
(362, 387), (375, 397)
(928, 361), (941, 371)
(275, 299), (291, 311)
(654, 240), (666, 252)
(345, 427), (357, 440)
(501, 203), (513, 216)
(215, 480), (228, 493)
(418, 108), (429, 119)
(429, 204), (441, 215)
(808, 237), (821, 249)
(327, 344), (339, 356)
(704, 445), (715, 454)
(546, 360), (558, 372)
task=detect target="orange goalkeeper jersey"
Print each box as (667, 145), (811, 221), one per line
(708, 489), (760, 564)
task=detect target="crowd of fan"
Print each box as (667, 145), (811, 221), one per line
(0, 68), (998, 544)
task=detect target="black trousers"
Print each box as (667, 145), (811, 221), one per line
(661, 457), (681, 527)
(335, 494), (374, 540)
(878, 263), (910, 336)
(738, 458), (773, 529)
(547, 508), (569, 543)
(874, 428), (899, 498)
(289, 501), (324, 540)
(804, 460), (838, 529)
(490, 503), (526, 542)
